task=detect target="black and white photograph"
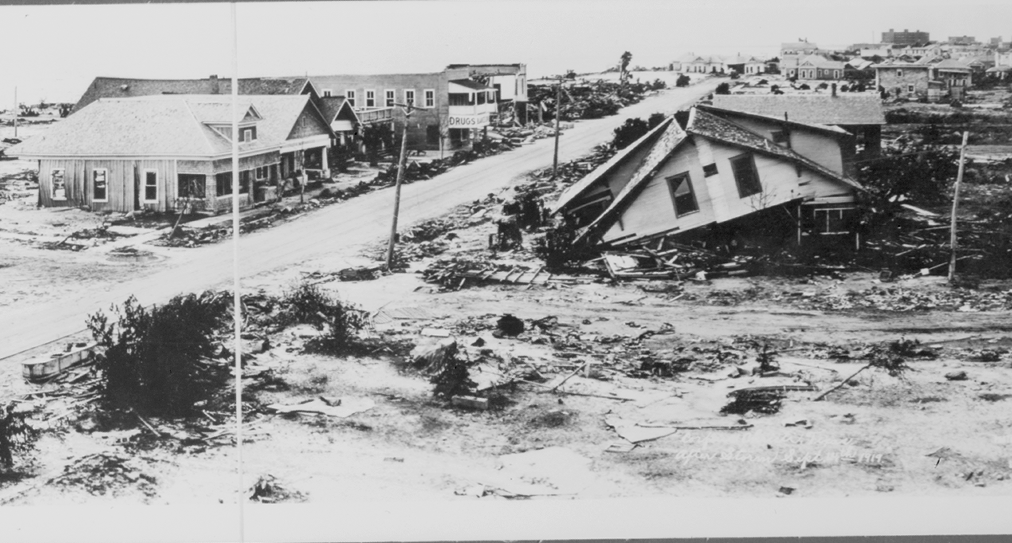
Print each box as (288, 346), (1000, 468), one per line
(0, 0), (1011, 540)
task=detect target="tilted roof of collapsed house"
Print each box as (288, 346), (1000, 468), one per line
(550, 117), (675, 214)
(710, 94), (886, 126)
(72, 76), (316, 113)
(10, 94), (332, 159)
(561, 108), (863, 243)
(448, 79), (496, 92)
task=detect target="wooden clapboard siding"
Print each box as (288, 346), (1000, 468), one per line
(787, 131), (846, 175)
(603, 141), (716, 243)
(708, 141), (809, 220)
(134, 159), (178, 212)
(38, 158), (176, 212)
(722, 115), (847, 175)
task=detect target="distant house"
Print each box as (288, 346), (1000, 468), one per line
(872, 59), (935, 99)
(796, 55), (847, 80)
(551, 108), (863, 251)
(8, 94), (334, 214)
(781, 41), (820, 57)
(669, 53), (702, 72)
(722, 55), (765, 75)
(709, 94), (886, 159)
(933, 58), (974, 99)
(72, 75), (318, 114)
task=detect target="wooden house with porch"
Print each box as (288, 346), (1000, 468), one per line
(9, 94), (334, 214)
(551, 107), (863, 252)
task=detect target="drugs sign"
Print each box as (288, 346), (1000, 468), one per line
(447, 113), (490, 128)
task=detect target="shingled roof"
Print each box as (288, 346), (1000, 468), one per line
(551, 117), (674, 215)
(11, 94), (328, 159)
(710, 94), (886, 126)
(72, 76), (313, 113)
(318, 96), (361, 125)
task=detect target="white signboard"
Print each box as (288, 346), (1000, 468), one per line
(447, 113), (490, 128)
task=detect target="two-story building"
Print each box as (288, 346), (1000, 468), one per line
(309, 64), (506, 152)
(872, 59), (936, 99)
(446, 64), (529, 125)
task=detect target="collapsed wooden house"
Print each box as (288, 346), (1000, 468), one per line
(9, 94), (335, 214)
(551, 106), (864, 252)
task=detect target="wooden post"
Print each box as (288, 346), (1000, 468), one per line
(552, 78), (561, 179)
(13, 86), (17, 138)
(386, 105), (414, 270)
(948, 131), (969, 282)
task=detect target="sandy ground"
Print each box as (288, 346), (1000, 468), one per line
(2, 78), (1010, 510)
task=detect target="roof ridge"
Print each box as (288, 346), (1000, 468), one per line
(182, 99), (222, 155)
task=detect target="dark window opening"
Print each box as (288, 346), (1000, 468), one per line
(702, 163), (718, 177)
(178, 174), (206, 199)
(144, 171), (158, 201)
(51, 169), (66, 200)
(92, 169), (108, 201)
(729, 154), (762, 198)
(667, 173), (699, 217)
(771, 130), (789, 145)
(215, 172), (232, 197)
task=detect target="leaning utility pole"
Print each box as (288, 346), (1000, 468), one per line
(552, 78), (562, 178)
(385, 101), (417, 270)
(948, 131), (969, 282)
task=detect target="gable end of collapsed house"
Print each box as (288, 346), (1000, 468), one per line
(554, 107), (864, 253)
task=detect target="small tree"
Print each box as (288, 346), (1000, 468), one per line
(612, 117), (650, 149)
(620, 51), (633, 83)
(676, 74), (691, 87)
(0, 403), (37, 471)
(362, 124), (395, 167)
(715, 82), (731, 95)
(87, 293), (230, 418)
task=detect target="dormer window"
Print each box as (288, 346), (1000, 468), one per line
(241, 126), (257, 142)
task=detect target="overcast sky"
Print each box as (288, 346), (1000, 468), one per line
(0, 0), (1008, 107)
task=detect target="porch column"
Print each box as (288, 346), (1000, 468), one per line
(321, 147), (330, 179)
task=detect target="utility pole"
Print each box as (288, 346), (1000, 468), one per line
(948, 131), (969, 282)
(13, 86), (17, 138)
(552, 78), (562, 178)
(385, 101), (417, 270)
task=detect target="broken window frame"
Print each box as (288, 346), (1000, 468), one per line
(424, 89), (435, 108)
(813, 207), (853, 235)
(666, 172), (700, 218)
(92, 168), (108, 202)
(404, 89), (416, 106)
(51, 168), (66, 200)
(177, 173), (206, 200)
(142, 169), (158, 203)
(385, 89), (395, 107)
(346, 90), (355, 108)
(729, 153), (763, 199)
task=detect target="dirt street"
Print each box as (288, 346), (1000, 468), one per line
(0, 80), (721, 362)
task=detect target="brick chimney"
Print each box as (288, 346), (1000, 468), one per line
(209, 75), (220, 94)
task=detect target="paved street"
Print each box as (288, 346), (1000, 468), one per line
(0, 80), (719, 360)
